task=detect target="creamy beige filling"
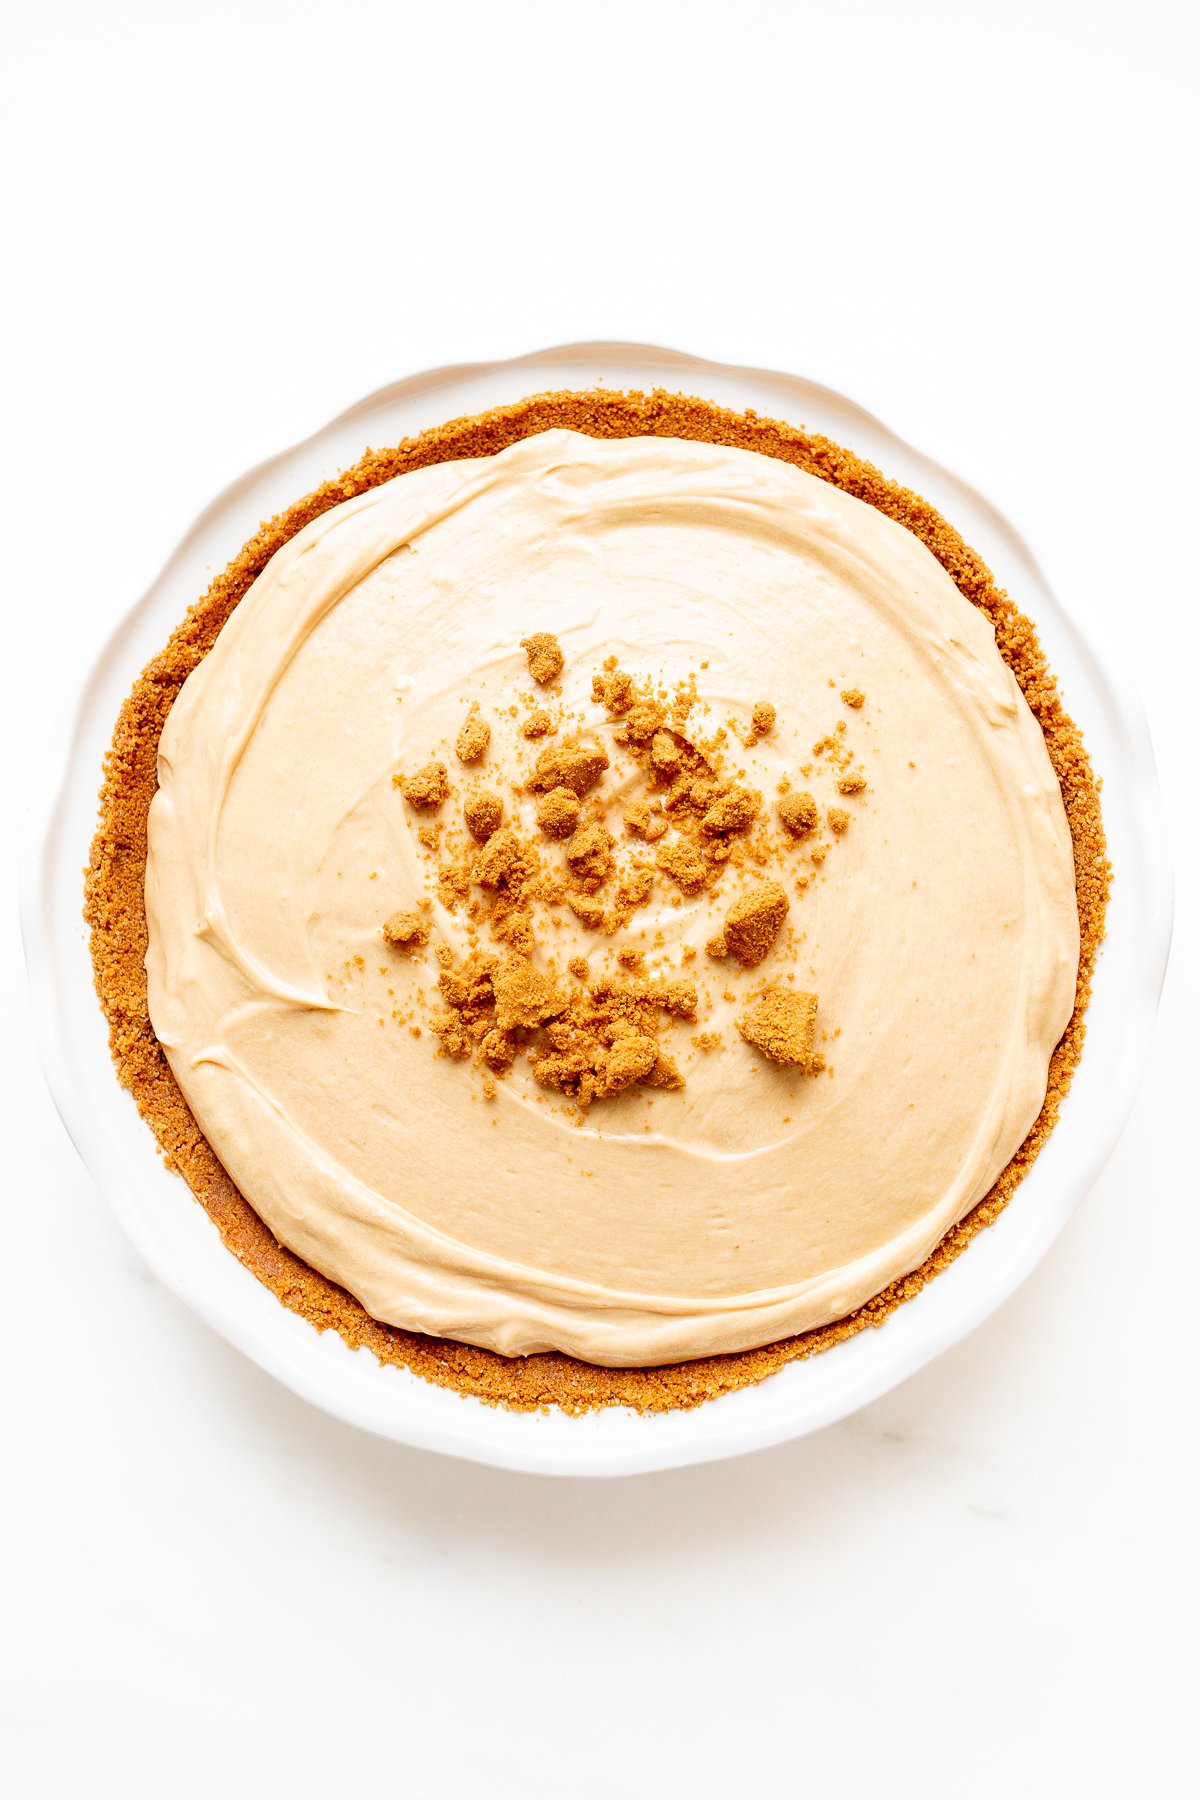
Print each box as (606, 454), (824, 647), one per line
(144, 429), (1079, 1365)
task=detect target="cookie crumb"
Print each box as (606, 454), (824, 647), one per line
(464, 791), (503, 841)
(723, 880), (789, 968)
(655, 840), (709, 895)
(474, 827), (528, 891)
(529, 737), (609, 796)
(649, 730), (684, 776)
(841, 688), (866, 709)
(521, 708), (555, 739)
(592, 666), (635, 715)
(530, 972), (694, 1108)
(455, 705), (490, 764)
(621, 699), (667, 744)
(778, 791), (819, 838)
(492, 957), (565, 1032)
(382, 909), (430, 952)
(737, 987), (822, 1069)
(535, 785), (582, 840)
(395, 761), (449, 809)
(701, 786), (760, 837)
(623, 799), (668, 842)
(521, 632), (564, 685)
(565, 818), (615, 891)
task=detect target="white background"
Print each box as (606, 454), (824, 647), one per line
(3, 2), (1197, 1794)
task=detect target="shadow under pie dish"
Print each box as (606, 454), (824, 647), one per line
(84, 385), (1109, 1416)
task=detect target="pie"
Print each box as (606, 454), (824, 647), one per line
(86, 389), (1108, 1412)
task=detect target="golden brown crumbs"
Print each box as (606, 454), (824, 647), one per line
(623, 799), (668, 842)
(431, 947), (695, 1113)
(565, 818), (615, 892)
(705, 932), (728, 960)
(521, 632), (564, 685)
(395, 761), (449, 809)
(529, 737), (609, 796)
(777, 791), (819, 838)
(455, 705), (490, 764)
(837, 772), (867, 796)
(649, 730), (684, 775)
(85, 383), (1108, 1418)
(473, 826), (529, 892)
(429, 952), (506, 1063)
(737, 987), (823, 1069)
(535, 785), (582, 840)
(566, 892), (606, 929)
(521, 708), (555, 739)
(723, 880), (789, 968)
(750, 701), (776, 740)
(592, 665), (635, 715)
(701, 785), (760, 836)
(613, 868), (654, 920)
(381, 909), (430, 952)
(463, 791), (503, 841)
(620, 699), (667, 744)
(531, 973), (693, 1109)
(436, 854), (473, 911)
(841, 688), (866, 709)
(670, 674), (699, 725)
(491, 957), (565, 1032)
(827, 807), (851, 835)
(655, 840), (709, 895)
(537, 1029), (653, 1103)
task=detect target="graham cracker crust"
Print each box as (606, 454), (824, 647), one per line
(83, 388), (1110, 1414)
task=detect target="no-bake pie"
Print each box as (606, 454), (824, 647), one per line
(86, 389), (1108, 1411)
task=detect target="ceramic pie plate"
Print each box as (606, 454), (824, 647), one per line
(22, 341), (1172, 1477)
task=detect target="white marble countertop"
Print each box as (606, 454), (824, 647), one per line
(3, 3), (1196, 1793)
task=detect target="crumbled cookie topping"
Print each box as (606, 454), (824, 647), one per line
(521, 632), (564, 685)
(748, 700), (776, 744)
(535, 786), (582, 840)
(455, 705), (490, 764)
(723, 881), (789, 968)
(382, 909), (430, 952)
(375, 638), (884, 1105)
(394, 761), (449, 809)
(463, 791), (503, 841)
(737, 987), (823, 1070)
(521, 708), (555, 739)
(778, 791), (819, 838)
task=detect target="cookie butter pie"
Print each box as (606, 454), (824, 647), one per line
(86, 390), (1107, 1411)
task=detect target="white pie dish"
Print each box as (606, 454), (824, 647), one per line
(22, 341), (1172, 1477)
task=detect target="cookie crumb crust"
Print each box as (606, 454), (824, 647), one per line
(84, 387), (1109, 1414)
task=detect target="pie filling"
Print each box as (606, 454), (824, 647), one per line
(144, 429), (1079, 1366)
